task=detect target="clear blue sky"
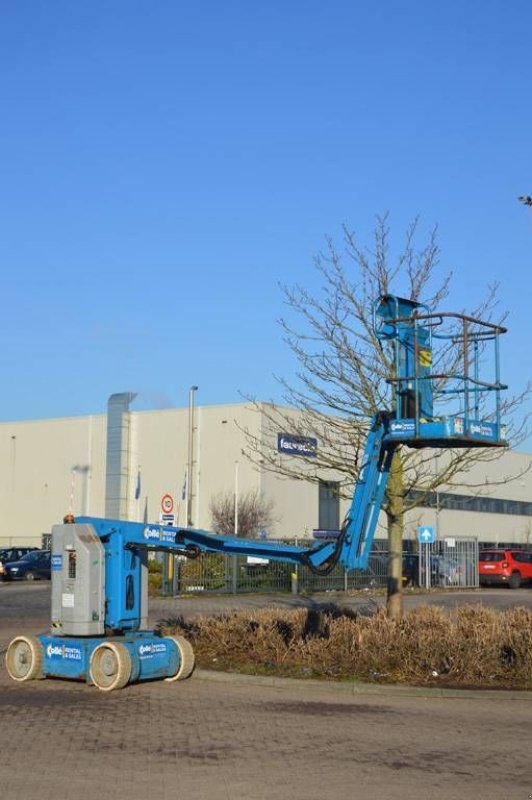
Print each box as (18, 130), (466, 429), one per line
(1, 1), (531, 436)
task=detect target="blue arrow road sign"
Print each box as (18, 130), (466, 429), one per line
(418, 525), (436, 544)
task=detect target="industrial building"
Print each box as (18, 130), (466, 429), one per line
(1, 392), (531, 550)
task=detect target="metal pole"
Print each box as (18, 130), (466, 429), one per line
(463, 318), (470, 427)
(234, 460), (239, 535)
(495, 331), (502, 432)
(434, 452), (440, 541)
(232, 460), (239, 593)
(187, 385), (198, 527)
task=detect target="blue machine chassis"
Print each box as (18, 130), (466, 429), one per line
(38, 632), (180, 685)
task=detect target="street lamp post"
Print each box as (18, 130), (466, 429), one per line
(234, 460), (239, 535)
(232, 459), (239, 593)
(186, 386), (198, 527)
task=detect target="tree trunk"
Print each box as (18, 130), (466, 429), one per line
(386, 450), (404, 621)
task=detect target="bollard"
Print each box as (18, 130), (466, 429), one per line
(291, 571), (298, 594)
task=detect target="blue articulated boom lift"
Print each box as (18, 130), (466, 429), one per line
(5, 295), (508, 690)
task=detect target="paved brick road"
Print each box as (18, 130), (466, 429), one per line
(1, 584), (531, 800)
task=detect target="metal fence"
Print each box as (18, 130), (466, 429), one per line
(158, 537), (480, 595)
(417, 537), (479, 590)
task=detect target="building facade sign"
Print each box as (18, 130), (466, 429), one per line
(277, 433), (318, 457)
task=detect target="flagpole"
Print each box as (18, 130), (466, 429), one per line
(234, 460), (239, 535)
(187, 385), (198, 527)
(135, 466), (141, 522)
(179, 468), (187, 526)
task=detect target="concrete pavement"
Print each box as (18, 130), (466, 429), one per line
(1, 583), (531, 800)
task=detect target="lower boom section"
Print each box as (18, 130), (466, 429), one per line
(5, 631), (195, 691)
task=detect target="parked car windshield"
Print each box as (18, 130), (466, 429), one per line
(511, 551), (532, 563)
(19, 550), (46, 563)
(480, 552), (505, 562)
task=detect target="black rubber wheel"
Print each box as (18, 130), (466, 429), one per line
(89, 642), (131, 691)
(6, 635), (44, 681)
(24, 571), (35, 581)
(509, 572), (521, 589)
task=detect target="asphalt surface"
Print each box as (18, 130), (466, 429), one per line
(1, 583), (532, 800)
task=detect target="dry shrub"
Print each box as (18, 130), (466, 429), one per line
(157, 604), (532, 689)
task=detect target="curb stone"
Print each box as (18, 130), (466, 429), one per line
(193, 667), (532, 701)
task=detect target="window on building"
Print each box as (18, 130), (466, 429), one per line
(407, 488), (532, 518)
(319, 481), (340, 531)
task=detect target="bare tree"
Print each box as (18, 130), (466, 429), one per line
(242, 215), (530, 619)
(209, 489), (278, 539)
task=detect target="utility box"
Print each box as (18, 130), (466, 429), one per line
(51, 524), (105, 636)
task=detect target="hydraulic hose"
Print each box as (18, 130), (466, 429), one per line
(301, 529), (346, 576)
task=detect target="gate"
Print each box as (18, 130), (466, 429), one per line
(417, 537), (479, 589)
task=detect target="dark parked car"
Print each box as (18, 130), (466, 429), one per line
(2, 550), (51, 581)
(401, 553), (462, 587)
(402, 554), (419, 586)
(0, 547), (39, 577)
(430, 555), (461, 586)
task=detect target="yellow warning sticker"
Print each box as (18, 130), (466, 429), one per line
(418, 348), (432, 368)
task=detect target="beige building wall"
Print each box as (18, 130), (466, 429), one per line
(0, 414), (107, 546)
(0, 401), (342, 546)
(402, 449), (532, 546)
(1, 401), (531, 549)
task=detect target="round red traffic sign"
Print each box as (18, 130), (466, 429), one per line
(161, 493), (174, 514)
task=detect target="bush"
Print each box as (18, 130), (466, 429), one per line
(157, 604), (532, 689)
(147, 558), (163, 593)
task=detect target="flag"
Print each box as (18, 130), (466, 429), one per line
(181, 470), (187, 501)
(135, 468), (141, 500)
(143, 496), (148, 524)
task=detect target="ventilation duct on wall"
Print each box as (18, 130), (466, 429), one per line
(105, 392), (137, 519)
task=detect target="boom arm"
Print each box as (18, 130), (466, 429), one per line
(72, 413), (395, 632)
